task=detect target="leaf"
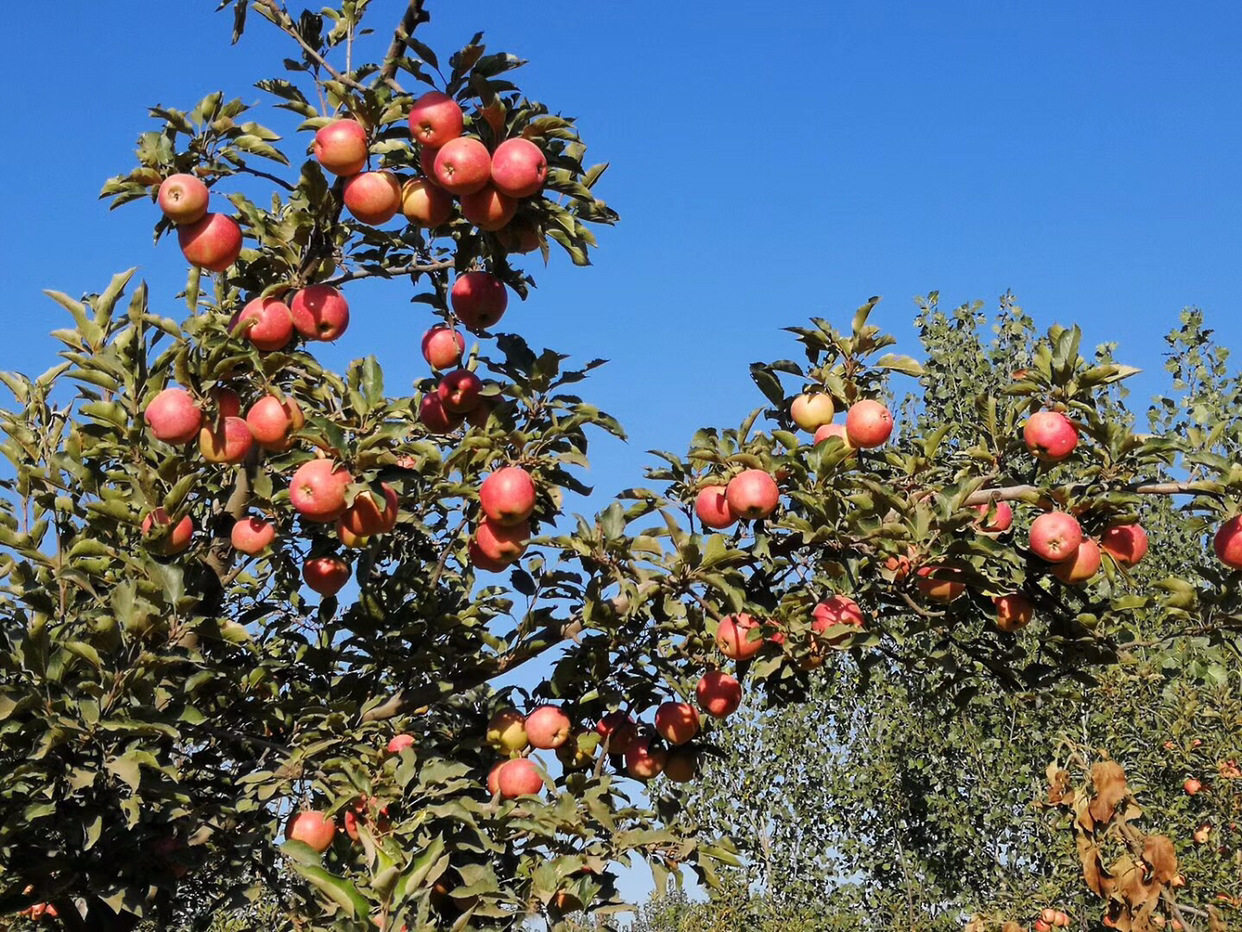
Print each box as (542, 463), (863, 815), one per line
(291, 863), (371, 916)
(873, 353), (925, 377)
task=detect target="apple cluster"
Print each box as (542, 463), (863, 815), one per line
(157, 173), (244, 272)
(1034, 907), (1072, 931)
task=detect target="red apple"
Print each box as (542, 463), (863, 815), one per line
(466, 399), (493, 429)
(387, 734), (416, 755)
(1029, 512), (1083, 563)
(437, 369), (483, 414)
(178, 212), (243, 272)
(914, 565), (965, 602)
(233, 296), (293, 352)
(157, 173), (209, 225)
(303, 556), (350, 596)
(419, 393), (464, 434)
(144, 387), (202, 444)
(845, 399), (893, 449)
(313, 119), (368, 176)
(142, 508), (194, 555)
(725, 470), (779, 521)
(655, 702), (700, 746)
(695, 671), (742, 718)
(490, 138), (547, 198)
(418, 144), (439, 180)
(695, 485), (738, 529)
(813, 422), (852, 448)
(407, 91), (464, 147)
(340, 483), (399, 536)
(1034, 921), (1052, 932)
(664, 748), (698, 783)
(1051, 537), (1101, 585)
(525, 705), (572, 750)
(199, 416), (254, 464)
(468, 539), (510, 573)
(287, 810), (336, 853)
(433, 136), (492, 195)
(461, 183), (517, 232)
(289, 285), (350, 341)
(596, 711), (637, 755)
(974, 500), (1013, 533)
(496, 758), (543, 799)
(495, 220), (541, 254)
(246, 395), (305, 452)
(479, 466), (536, 526)
(625, 736), (668, 781)
(450, 271), (508, 332)
(790, 393), (835, 432)
(1100, 523), (1148, 567)
(342, 795), (390, 842)
(994, 593), (1033, 632)
(1184, 778), (1202, 795)
(401, 177), (454, 227)
(289, 459), (353, 522)
(486, 760), (506, 795)
(211, 386), (242, 418)
(1024, 411), (1078, 463)
(1213, 515), (1242, 569)
(343, 171), (402, 226)
(422, 326), (466, 370)
(336, 516), (369, 549)
(475, 517), (530, 563)
(812, 595), (864, 645)
(716, 614), (764, 661)
(231, 516), (275, 555)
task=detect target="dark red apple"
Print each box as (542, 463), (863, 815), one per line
(289, 285), (350, 341)
(479, 466), (536, 526)
(233, 296), (293, 352)
(437, 369), (483, 414)
(303, 556), (350, 596)
(716, 614), (763, 660)
(450, 271), (508, 332)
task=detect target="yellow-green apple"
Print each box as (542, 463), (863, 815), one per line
(433, 136), (492, 195)
(695, 671), (741, 718)
(495, 219), (541, 254)
(419, 393), (464, 434)
(387, 734), (416, 754)
(142, 509), (194, 555)
(340, 483), (399, 536)
(694, 484), (737, 529)
(655, 702), (700, 746)
(914, 565), (965, 602)
(479, 466), (536, 526)
(1051, 537), (1101, 584)
(556, 732), (596, 770)
(450, 271), (508, 331)
(486, 708), (528, 754)
(1184, 778), (1201, 795)
(490, 138), (547, 198)
(1193, 823), (1211, 844)
(178, 212), (243, 272)
(790, 393), (834, 431)
(497, 758), (543, 799)
(289, 459), (353, 522)
(1029, 511), (1083, 562)
(664, 748), (698, 783)
(994, 593), (1033, 632)
(1024, 410), (1078, 463)
(468, 538), (509, 573)
(475, 517), (530, 562)
(144, 387), (202, 444)
(845, 399), (893, 448)
(343, 170), (402, 225)
(289, 284), (350, 341)
(975, 500), (1013, 533)
(625, 736), (668, 781)
(313, 119), (368, 176)
(525, 705), (572, 750)
(1213, 515), (1242, 569)
(401, 177), (454, 227)
(407, 90), (464, 146)
(230, 516), (275, 555)
(287, 810), (335, 852)
(596, 711), (637, 755)
(813, 422), (851, 448)
(303, 555), (349, 596)
(461, 183), (517, 231)
(246, 395), (305, 452)
(437, 369), (483, 414)
(421, 326), (466, 370)
(1100, 523), (1148, 567)
(157, 173), (209, 225)
(233, 296), (293, 352)
(199, 416), (254, 464)
(716, 613), (764, 660)
(725, 469), (779, 520)
(812, 595), (864, 645)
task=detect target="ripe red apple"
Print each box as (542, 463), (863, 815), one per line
(450, 271), (508, 332)
(725, 470), (779, 521)
(1100, 523), (1148, 567)
(974, 500), (1013, 533)
(1184, 778), (1202, 795)
(813, 422), (852, 449)
(287, 810), (336, 853)
(655, 702), (700, 746)
(343, 171), (402, 226)
(475, 517), (530, 563)
(914, 565), (965, 602)
(497, 758), (544, 799)
(313, 119), (368, 176)
(1024, 410), (1078, 463)
(231, 516), (275, 555)
(142, 508), (194, 555)
(468, 538), (508, 573)
(695, 485), (738, 529)
(1051, 537), (1101, 585)
(625, 736), (668, 781)
(419, 393), (464, 434)
(418, 144), (439, 180)
(596, 711), (637, 755)
(994, 593), (1033, 632)
(303, 556), (350, 596)
(790, 393), (835, 432)
(233, 296), (293, 352)
(486, 708), (528, 754)
(199, 416), (254, 464)
(438, 369), (484, 414)
(289, 284), (350, 341)
(157, 173), (209, 225)
(407, 91), (464, 147)
(1213, 515), (1242, 569)
(716, 614), (764, 660)
(461, 183), (518, 232)
(812, 595), (864, 645)
(342, 795), (390, 842)
(1029, 511), (1083, 563)
(479, 466), (537, 526)
(664, 748), (698, 784)
(526, 705), (572, 750)
(401, 177), (454, 227)
(211, 386), (242, 418)
(421, 326), (466, 370)
(246, 395), (305, 452)
(433, 137), (492, 195)
(178, 212), (243, 272)
(695, 671), (742, 718)
(387, 733), (416, 755)
(1034, 921), (1052, 932)
(487, 760), (506, 795)
(885, 548), (914, 581)
(495, 219), (541, 254)
(490, 138), (548, 199)
(845, 399), (894, 449)
(289, 459), (353, 522)
(340, 483), (399, 536)
(144, 387), (202, 444)
(466, 399), (493, 429)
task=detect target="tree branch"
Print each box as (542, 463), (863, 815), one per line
(961, 478), (1219, 507)
(253, 0), (368, 93)
(379, 0), (431, 88)
(325, 257), (456, 286)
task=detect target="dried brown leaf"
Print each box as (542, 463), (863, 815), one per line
(1141, 835), (1177, 886)
(1090, 760), (1128, 826)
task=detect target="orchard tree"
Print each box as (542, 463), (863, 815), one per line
(1, 4), (1241, 932)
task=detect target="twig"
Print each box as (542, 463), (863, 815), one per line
(960, 478), (1219, 507)
(233, 164), (296, 192)
(325, 257), (456, 285)
(253, 0), (368, 92)
(379, 0), (431, 90)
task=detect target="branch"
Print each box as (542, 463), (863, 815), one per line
(379, 0), (431, 89)
(325, 257), (456, 285)
(232, 163), (296, 192)
(961, 478), (1219, 507)
(253, 0), (368, 93)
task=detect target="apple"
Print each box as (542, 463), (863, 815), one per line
(695, 671), (742, 718)
(475, 517), (530, 563)
(479, 466), (537, 526)
(1024, 410), (1078, 463)
(199, 416), (254, 464)
(655, 702), (700, 746)
(289, 459), (353, 522)
(1034, 921), (1052, 932)
(1051, 537), (1101, 585)
(1100, 523), (1148, 567)
(1184, 778), (1202, 795)
(1193, 823), (1211, 844)
(490, 138), (547, 198)
(497, 758), (544, 799)
(914, 565), (965, 602)
(450, 271), (508, 332)
(433, 136), (492, 195)
(725, 469), (779, 520)
(303, 556), (350, 596)
(418, 144), (439, 180)
(419, 393), (464, 434)
(556, 732), (596, 771)
(486, 708), (528, 754)
(178, 212), (243, 272)
(468, 538), (509, 573)
(695, 484), (738, 529)
(313, 119), (369, 176)
(716, 614), (764, 661)
(289, 284), (350, 341)
(231, 516), (275, 555)
(625, 736), (668, 781)
(340, 483), (399, 536)
(1029, 512), (1083, 562)
(144, 387), (202, 444)
(526, 705), (572, 750)
(336, 517), (369, 549)
(401, 177), (454, 227)
(790, 393), (835, 431)
(211, 386), (242, 418)
(438, 369), (484, 414)
(993, 593), (1033, 632)
(486, 761), (506, 795)
(407, 90), (464, 146)
(287, 810), (336, 853)
(845, 399), (893, 449)
(814, 422), (851, 448)
(596, 711), (637, 755)
(422, 326), (466, 370)
(343, 171), (402, 226)
(157, 173), (209, 225)
(812, 595), (864, 645)
(233, 296), (293, 352)
(466, 399), (493, 429)
(142, 508), (194, 555)
(495, 219), (541, 254)
(461, 183), (518, 231)
(246, 395), (305, 452)
(664, 748), (698, 784)
(387, 733), (416, 755)
(885, 548), (914, 581)
(1214, 515), (1242, 569)
(975, 500), (1013, 533)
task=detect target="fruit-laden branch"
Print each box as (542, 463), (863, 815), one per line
(379, 0), (431, 87)
(324, 257), (456, 286)
(962, 478), (1218, 506)
(252, 0), (368, 92)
